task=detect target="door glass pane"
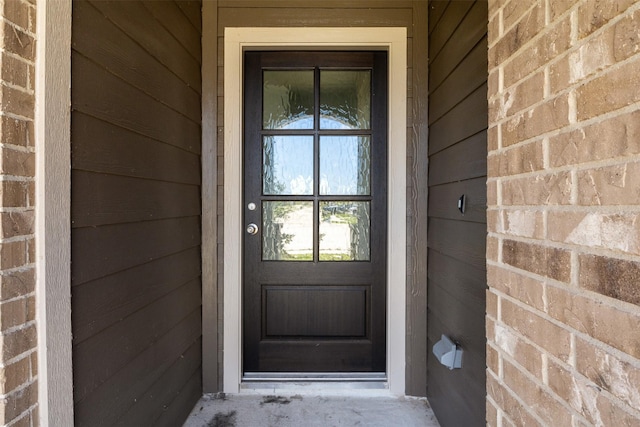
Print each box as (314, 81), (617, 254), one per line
(319, 202), (370, 261)
(263, 71), (314, 129)
(320, 136), (370, 195)
(263, 201), (313, 261)
(320, 70), (371, 129)
(263, 136), (313, 195)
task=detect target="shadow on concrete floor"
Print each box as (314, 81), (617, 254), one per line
(184, 393), (440, 427)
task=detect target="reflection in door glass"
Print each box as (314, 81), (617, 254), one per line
(320, 136), (370, 195)
(263, 201), (313, 261)
(320, 70), (371, 129)
(263, 136), (314, 195)
(319, 202), (370, 261)
(263, 71), (314, 129)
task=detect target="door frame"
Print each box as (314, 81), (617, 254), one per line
(221, 27), (407, 394)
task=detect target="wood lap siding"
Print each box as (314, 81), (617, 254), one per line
(427, 1), (488, 426)
(71, 1), (202, 425)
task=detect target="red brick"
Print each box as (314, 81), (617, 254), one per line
(546, 285), (640, 359)
(27, 63), (34, 91)
(568, 7), (640, 86)
(0, 380), (37, 424)
(487, 208), (500, 234)
(576, 56), (640, 121)
(488, 124), (499, 152)
(578, 161), (640, 206)
(1, 52), (29, 89)
(502, 239), (571, 282)
(487, 342), (500, 376)
(0, 84), (35, 119)
(613, 8), (640, 62)
(0, 210), (34, 239)
(488, 140), (544, 177)
(0, 325), (36, 361)
(0, 239), (28, 270)
(547, 211), (640, 256)
(494, 322), (544, 378)
(0, 298), (32, 332)
(575, 337), (640, 410)
(26, 237), (34, 265)
(487, 316), (496, 343)
(548, 54), (571, 96)
(487, 179), (498, 206)
(490, 72), (545, 123)
(487, 373), (543, 427)
(501, 172), (572, 206)
(594, 392), (640, 426)
(0, 21), (35, 61)
(503, 17), (571, 89)
(487, 235), (500, 262)
(547, 358), (603, 425)
(2, 0), (32, 31)
(502, 358), (573, 426)
(578, 0), (637, 39)
(549, 110), (640, 167)
(486, 397), (499, 426)
(0, 269), (34, 302)
(490, 3), (545, 68)
(488, 0), (508, 17)
(0, 180), (33, 208)
(0, 149), (35, 177)
(28, 5), (36, 34)
(8, 413), (31, 427)
(502, 1), (539, 33)
(488, 68), (500, 100)
(0, 116), (34, 147)
(29, 352), (36, 378)
(0, 356), (30, 395)
(501, 298), (572, 362)
(548, 0), (575, 22)
(487, 264), (545, 311)
(502, 94), (570, 147)
(487, 289), (499, 318)
(580, 254), (640, 306)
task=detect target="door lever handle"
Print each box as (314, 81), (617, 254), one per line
(246, 223), (259, 235)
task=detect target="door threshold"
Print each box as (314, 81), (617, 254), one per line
(241, 372), (389, 394)
(243, 372), (386, 382)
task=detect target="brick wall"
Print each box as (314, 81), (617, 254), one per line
(0, 0), (38, 426)
(487, 0), (640, 425)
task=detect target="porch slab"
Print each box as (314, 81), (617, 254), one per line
(184, 393), (440, 427)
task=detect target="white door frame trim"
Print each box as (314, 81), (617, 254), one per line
(35, 1), (74, 425)
(222, 27), (407, 395)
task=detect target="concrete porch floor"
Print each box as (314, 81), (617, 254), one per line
(184, 393), (440, 427)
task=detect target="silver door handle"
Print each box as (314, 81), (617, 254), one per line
(246, 223), (259, 235)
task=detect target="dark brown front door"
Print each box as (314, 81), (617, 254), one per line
(242, 51), (388, 373)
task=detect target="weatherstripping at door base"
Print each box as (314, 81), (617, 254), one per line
(242, 372), (388, 392)
(243, 372), (386, 382)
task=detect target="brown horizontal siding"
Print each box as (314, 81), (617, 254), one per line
(71, 248), (201, 343)
(218, 8), (414, 35)
(71, 1), (202, 425)
(72, 113), (201, 185)
(219, 0), (414, 7)
(427, 1), (488, 426)
(73, 311), (202, 425)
